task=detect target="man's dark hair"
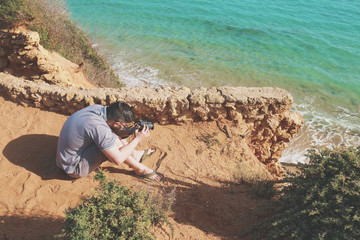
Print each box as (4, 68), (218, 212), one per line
(107, 101), (135, 123)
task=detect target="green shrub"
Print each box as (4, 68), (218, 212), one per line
(255, 147), (360, 240)
(0, 0), (124, 88)
(0, 0), (33, 27)
(57, 173), (171, 240)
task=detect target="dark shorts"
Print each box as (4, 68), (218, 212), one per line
(68, 143), (107, 178)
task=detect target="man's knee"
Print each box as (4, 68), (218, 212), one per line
(65, 160), (91, 178)
(67, 172), (84, 179)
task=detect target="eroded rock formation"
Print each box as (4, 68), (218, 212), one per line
(0, 28), (94, 88)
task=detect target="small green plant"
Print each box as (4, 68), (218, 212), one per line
(197, 132), (220, 149)
(253, 147), (360, 240)
(93, 169), (106, 182)
(233, 161), (276, 199)
(57, 173), (172, 240)
(250, 180), (277, 199)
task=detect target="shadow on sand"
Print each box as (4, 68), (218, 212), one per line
(99, 166), (269, 238)
(0, 214), (64, 240)
(3, 134), (73, 181)
(159, 176), (270, 239)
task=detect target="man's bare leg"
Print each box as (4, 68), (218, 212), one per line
(119, 139), (155, 162)
(116, 139), (162, 181)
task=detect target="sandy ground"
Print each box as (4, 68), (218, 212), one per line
(0, 94), (275, 239)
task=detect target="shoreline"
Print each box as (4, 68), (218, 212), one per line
(95, 40), (360, 164)
(280, 102), (360, 163)
(85, 37), (360, 163)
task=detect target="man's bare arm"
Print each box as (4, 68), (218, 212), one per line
(102, 125), (150, 165)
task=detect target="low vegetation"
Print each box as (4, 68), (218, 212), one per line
(0, 0), (124, 87)
(233, 160), (277, 199)
(56, 171), (173, 240)
(248, 147), (360, 240)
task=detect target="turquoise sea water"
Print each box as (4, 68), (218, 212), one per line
(66, 0), (360, 162)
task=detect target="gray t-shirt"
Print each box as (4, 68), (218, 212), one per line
(56, 104), (117, 174)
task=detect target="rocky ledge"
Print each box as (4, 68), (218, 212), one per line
(0, 73), (303, 176)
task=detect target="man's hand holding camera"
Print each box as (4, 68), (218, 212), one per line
(134, 125), (151, 141)
(113, 120), (154, 139)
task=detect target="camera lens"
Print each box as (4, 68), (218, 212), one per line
(137, 120), (154, 131)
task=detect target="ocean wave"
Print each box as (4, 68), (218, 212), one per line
(111, 59), (164, 88)
(280, 98), (360, 163)
(92, 42), (169, 88)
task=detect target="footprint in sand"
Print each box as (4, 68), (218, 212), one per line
(140, 147), (167, 171)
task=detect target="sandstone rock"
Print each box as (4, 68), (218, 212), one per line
(168, 89), (190, 118)
(3, 68), (13, 74)
(23, 31), (40, 46)
(31, 93), (42, 101)
(205, 88), (225, 104)
(228, 109), (242, 121)
(42, 96), (55, 107)
(22, 49), (38, 62)
(84, 96), (95, 106)
(189, 87), (207, 105)
(263, 127), (272, 137)
(271, 150), (286, 159)
(9, 31), (39, 46)
(0, 29), (95, 89)
(29, 87), (39, 94)
(11, 39), (26, 45)
(0, 38), (11, 47)
(8, 53), (26, 65)
(30, 75), (40, 80)
(65, 93), (75, 102)
(0, 56), (9, 69)
(54, 71), (72, 85)
(37, 58), (59, 73)
(41, 73), (55, 82)
(67, 108), (76, 114)
(0, 46), (6, 56)
(107, 95), (118, 104)
(266, 117), (280, 131)
(288, 111), (303, 128)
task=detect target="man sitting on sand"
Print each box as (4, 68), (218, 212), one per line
(56, 101), (163, 181)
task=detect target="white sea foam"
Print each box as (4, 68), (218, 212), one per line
(111, 59), (165, 88)
(91, 42), (170, 88)
(280, 98), (360, 163)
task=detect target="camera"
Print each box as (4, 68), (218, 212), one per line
(113, 119), (154, 139)
(136, 119), (154, 132)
